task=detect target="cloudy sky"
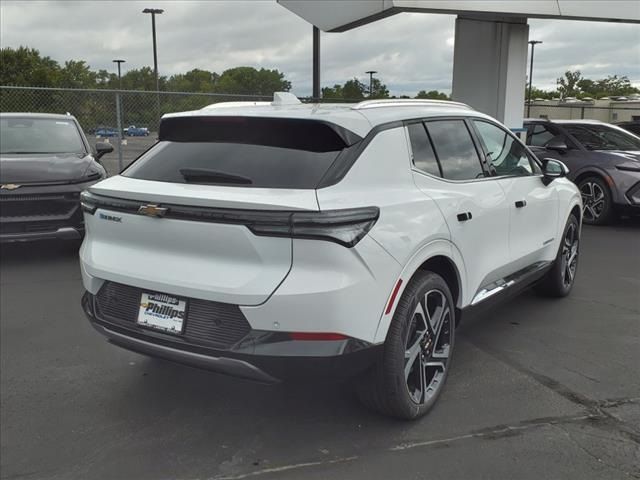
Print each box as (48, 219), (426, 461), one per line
(1, 0), (639, 96)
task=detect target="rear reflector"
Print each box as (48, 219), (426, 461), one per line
(288, 332), (349, 341)
(385, 279), (403, 315)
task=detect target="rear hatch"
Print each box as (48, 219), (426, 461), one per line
(81, 115), (359, 306)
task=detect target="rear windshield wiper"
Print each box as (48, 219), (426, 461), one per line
(179, 168), (253, 185)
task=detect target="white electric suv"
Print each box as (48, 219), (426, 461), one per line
(80, 94), (582, 419)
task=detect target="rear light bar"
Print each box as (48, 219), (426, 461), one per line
(80, 191), (379, 248)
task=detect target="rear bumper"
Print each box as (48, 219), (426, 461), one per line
(82, 291), (382, 383)
(0, 226), (82, 243)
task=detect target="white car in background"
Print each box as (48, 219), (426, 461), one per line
(80, 94), (582, 419)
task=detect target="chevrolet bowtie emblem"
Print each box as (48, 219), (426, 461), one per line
(138, 204), (168, 217)
(1, 184), (21, 190)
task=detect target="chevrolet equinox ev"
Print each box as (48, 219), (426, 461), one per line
(80, 94), (582, 419)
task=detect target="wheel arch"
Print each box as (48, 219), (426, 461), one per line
(573, 167), (619, 204)
(373, 240), (465, 343)
(570, 203), (582, 226)
(574, 168), (609, 186)
(416, 256), (461, 309)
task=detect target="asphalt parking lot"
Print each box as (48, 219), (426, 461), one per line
(1, 220), (639, 480)
(87, 134), (156, 175)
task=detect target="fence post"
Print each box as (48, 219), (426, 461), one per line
(581, 106), (585, 119)
(115, 92), (124, 171)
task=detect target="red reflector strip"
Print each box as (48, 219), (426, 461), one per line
(385, 279), (403, 315)
(289, 332), (348, 341)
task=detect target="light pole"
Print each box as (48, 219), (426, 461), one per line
(142, 8), (164, 129)
(312, 26), (320, 101)
(112, 59), (125, 89)
(112, 59), (126, 171)
(365, 70), (377, 97)
(142, 8), (163, 92)
(527, 40), (542, 117)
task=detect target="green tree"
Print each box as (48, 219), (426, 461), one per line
(58, 60), (98, 88)
(369, 78), (389, 99)
(118, 67), (166, 91)
(342, 78), (367, 99)
(166, 69), (219, 93)
(578, 75), (639, 98)
(214, 66), (290, 96)
(0, 46), (60, 87)
(415, 89), (449, 100)
(557, 70), (583, 98)
(95, 69), (118, 88)
(321, 77), (389, 100)
(321, 84), (344, 99)
(526, 86), (554, 100)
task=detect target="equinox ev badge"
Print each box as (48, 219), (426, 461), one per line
(0, 184), (21, 190)
(138, 204), (168, 218)
(99, 213), (122, 223)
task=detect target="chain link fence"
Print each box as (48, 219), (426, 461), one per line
(3, 86), (639, 175)
(0, 86), (273, 175)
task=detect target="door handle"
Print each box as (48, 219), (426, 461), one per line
(457, 212), (472, 222)
(515, 200), (527, 208)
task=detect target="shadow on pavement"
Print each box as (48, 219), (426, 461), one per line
(0, 239), (81, 265)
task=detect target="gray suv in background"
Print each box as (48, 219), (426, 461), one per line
(524, 119), (640, 224)
(0, 113), (112, 242)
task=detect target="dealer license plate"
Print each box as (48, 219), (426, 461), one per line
(137, 292), (186, 334)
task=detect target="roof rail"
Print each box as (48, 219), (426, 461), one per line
(351, 99), (472, 110)
(201, 101), (270, 110)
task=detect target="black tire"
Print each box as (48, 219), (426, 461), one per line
(578, 176), (614, 225)
(357, 271), (455, 420)
(535, 214), (580, 297)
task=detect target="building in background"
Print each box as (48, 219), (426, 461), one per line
(527, 96), (640, 123)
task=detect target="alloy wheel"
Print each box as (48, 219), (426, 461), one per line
(580, 181), (606, 222)
(404, 289), (452, 405)
(561, 222), (579, 287)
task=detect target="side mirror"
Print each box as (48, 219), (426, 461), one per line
(542, 158), (569, 185)
(544, 136), (569, 152)
(95, 141), (114, 160)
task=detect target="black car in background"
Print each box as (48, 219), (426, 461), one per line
(0, 113), (113, 242)
(524, 119), (640, 224)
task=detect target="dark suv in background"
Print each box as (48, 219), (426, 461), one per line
(524, 119), (640, 224)
(0, 113), (113, 242)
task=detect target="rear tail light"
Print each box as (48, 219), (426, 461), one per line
(80, 191), (97, 214)
(250, 207), (379, 248)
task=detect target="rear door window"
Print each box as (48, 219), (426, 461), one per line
(425, 120), (485, 181)
(123, 117), (357, 189)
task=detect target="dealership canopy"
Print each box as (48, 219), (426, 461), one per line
(278, 0), (640, 129)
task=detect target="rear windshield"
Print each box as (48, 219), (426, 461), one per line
(123, 116), (356, 189)
(0, 117), (85, 155)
